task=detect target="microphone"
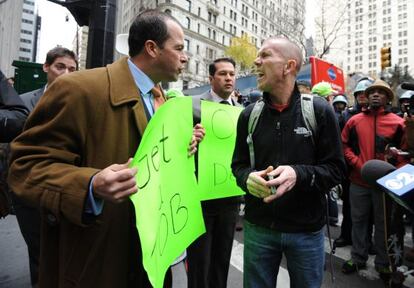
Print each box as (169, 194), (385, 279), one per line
(361, 160), (396, 187)
(401, 82), (414, 91)
(362, 160), (414, 212)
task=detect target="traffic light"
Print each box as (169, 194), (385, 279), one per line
(380, 47), (391, 70)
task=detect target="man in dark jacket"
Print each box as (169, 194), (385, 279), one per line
(231, 36), (345, 288)
(0, 70), (28, 218)
(0, 70), (28, 142)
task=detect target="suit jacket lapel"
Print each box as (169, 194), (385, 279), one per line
(33, 87), (45, 105)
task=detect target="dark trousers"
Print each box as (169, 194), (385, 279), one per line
(11, 193), (41, 286)
(339, 180), (352, 241)
(186, 201), (238, 288)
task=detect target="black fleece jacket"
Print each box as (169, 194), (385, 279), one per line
(231, 86), (346, 232)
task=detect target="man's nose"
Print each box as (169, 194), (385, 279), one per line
(182, 53), (189, 63)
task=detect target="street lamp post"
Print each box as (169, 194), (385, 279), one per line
(48, 0), (116, 68)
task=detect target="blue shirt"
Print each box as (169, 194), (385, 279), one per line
(127, 58), (156, 116)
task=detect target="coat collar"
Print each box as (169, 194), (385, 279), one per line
(200, 89), (241, 106)
(107, 57), (166, 105)
(262, 83), (300, 110)
(106, 57), (167, 136)
(107, 57), (141, 106)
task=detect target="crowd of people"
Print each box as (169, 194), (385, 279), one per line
(305, 76), (414, 284)
(1, 8), (414, 288)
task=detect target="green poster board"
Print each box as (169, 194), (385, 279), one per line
(130, 97), (205, 288)
(198, 100), (245, 200)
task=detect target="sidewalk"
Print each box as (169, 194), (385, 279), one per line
(0, 215), (31, 288)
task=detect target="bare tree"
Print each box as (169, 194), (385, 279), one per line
(281, 0), (348, 62)
(314, 0), (348, 59)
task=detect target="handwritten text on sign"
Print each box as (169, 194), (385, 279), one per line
(130, 97), (205, 288)
(198, 100), (244, 200)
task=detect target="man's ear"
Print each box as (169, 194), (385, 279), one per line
(43, 63), (49, 73)
(208, 75), (214, 84)
(144, 40), (158, 58)
(283, 59), (297, 75)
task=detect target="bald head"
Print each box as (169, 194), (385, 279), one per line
(264, 37), (303, 73)
(255, 36), (303, 102)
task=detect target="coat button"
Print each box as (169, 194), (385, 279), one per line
(46, 213), (57, 226)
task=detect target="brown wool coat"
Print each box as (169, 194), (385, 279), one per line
(8, 57), (163, 287)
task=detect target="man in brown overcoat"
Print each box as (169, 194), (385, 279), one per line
(8, 9), (195, 288)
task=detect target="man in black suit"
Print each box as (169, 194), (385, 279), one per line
(187, 57), (241, 288)
(20, 47), (77, 110)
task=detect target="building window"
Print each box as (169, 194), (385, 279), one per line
(197, 23), (200, 33)
(184, 39), (190, 51)
(185, 17), (191, 29)
(22, 18), (33, 24)
(196, 62), (199, 74)
(206, 48), (215, 59)
(19, 47), (31, 52)
(164, 9), (171, 15)
(198, 7), (201, 16)
(22, 9), (34, 14)
(186, 0), (191, 12)
(21, 29), (32, 35)
(20, 38), (32, 44)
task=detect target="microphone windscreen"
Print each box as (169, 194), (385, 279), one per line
(361, 160), (396, 186)
(401, 82), (414, 91)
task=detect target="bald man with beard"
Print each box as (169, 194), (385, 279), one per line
(232, 37), (346, 288)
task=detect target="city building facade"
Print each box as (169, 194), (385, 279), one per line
(345, 0), (414, 78)
(116, 0), (306, 90)
(72, 26), (89, 70)
(0, 0), (40, 77)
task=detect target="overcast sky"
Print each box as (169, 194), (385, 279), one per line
(35, 0), (316, 63)
(305, 0), (316, 38)
(36, 0), (77, 63)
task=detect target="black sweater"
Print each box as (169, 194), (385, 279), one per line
(231, 87), (346, 232)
